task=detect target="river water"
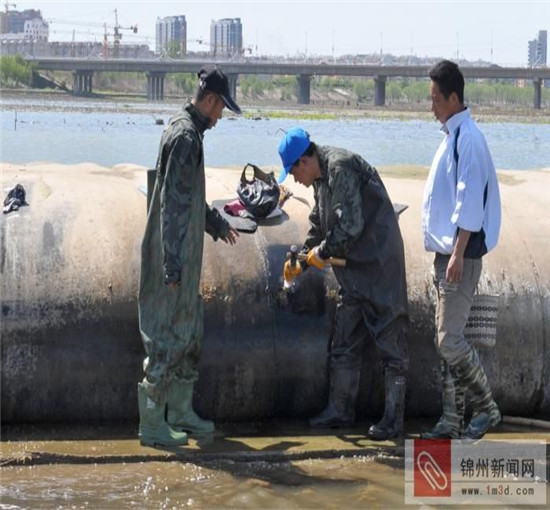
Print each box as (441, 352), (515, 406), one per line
(1, 98), (549, 170)
(1, 456), (408, 510)
(1, 455), (548, 509)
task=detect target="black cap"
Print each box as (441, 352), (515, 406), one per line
(198, 65), (242, 114)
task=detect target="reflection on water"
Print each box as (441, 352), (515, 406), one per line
(0, 456), (405, 510)
(1, 103), (549, 171)
(1, 456), (548, 509)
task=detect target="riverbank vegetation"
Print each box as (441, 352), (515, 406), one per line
(240, 74), (550, 109)
(0, 55), (36, 87)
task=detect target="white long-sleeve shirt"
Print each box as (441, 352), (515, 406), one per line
(422, 108), (501, 255)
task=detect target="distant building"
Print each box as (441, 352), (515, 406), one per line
(528, 30), (547, 67)
(0, 8), (49, 41)
(0, 38), (153, 58)
(0, 13), (8, 34)
(4, 9), (43, 33)
(156, 15), (187, 57)
(210, 18), (242, 58)
(24, 18), (49, 41)
(0, 37), (48, 56)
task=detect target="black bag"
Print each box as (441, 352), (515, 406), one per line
(237, 163), (280, 218)
(3, 183), (28, 214)
(4, 184), (26, 206)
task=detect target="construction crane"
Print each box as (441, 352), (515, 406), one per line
(188, 38), (253, 59)
(48, 9), (137, 59)
(107, 8), (137, 59)
(191, 38), (213, 50)
(4, 1), (16, 13)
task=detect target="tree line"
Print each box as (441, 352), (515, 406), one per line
(239, 74), (550, 107)
(0, 55), (36, 87)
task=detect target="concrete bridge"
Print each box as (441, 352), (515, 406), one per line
(26, 57), (550, 108)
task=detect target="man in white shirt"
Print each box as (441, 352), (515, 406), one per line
(421, 60), (502, 440)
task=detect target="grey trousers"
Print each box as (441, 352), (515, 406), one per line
(433, 253), (482, 366)
(330, 297), (409, 376)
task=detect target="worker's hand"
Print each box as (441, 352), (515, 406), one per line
(306, 247), (326, 270)
(283, 260), (302, 288)
(221, 227), (239, 246)
(446, 252), (464, 283)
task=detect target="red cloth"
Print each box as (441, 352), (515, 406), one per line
(223, 199), (246, 216)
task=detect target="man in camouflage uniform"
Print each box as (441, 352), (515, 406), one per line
(279, 127), (409, 440)
(138, 66), (241, 447)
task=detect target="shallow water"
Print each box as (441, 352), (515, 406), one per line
(0, 456), (412, 510)
(1, 99), (549, 171)
(1, 455), (548, 510)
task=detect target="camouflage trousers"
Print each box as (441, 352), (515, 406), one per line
(139, 293), (204, 404)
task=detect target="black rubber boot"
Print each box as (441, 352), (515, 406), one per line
(367, 372), (406, 441)
(309, 366), (361, 428)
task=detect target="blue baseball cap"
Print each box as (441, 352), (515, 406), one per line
(277, 127), (311, 183)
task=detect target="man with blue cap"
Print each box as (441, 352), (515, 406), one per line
(279, 127), (409, 440)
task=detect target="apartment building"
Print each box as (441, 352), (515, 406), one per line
(210, 18), (242, 58)
(528, 30), (547, 67)
(156, 15), (187, 56)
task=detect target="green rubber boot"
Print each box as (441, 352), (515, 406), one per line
(137, 383), (188, 447)
(166, 380), (215, 435)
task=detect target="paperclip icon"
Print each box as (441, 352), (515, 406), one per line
(417, 451), (449, 491)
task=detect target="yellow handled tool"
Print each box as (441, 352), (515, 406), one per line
(285, 245), (346, 268)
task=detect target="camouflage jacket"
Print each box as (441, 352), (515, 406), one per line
(153, 103), (229, 285)
(304, 145), (408, 329)
(138, 103), (230, 388)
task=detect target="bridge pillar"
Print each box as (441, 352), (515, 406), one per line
(374, 75), (387, 106)
(227, 73), (238, 103)
(296, 74), (311, 105)
(147, 71), (166, 101)
(533, 78), (542, 110)
(72, 70), (93, 96)
(31, 71), (40, 88)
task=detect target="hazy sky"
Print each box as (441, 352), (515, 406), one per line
(16, 0), (550, 66)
